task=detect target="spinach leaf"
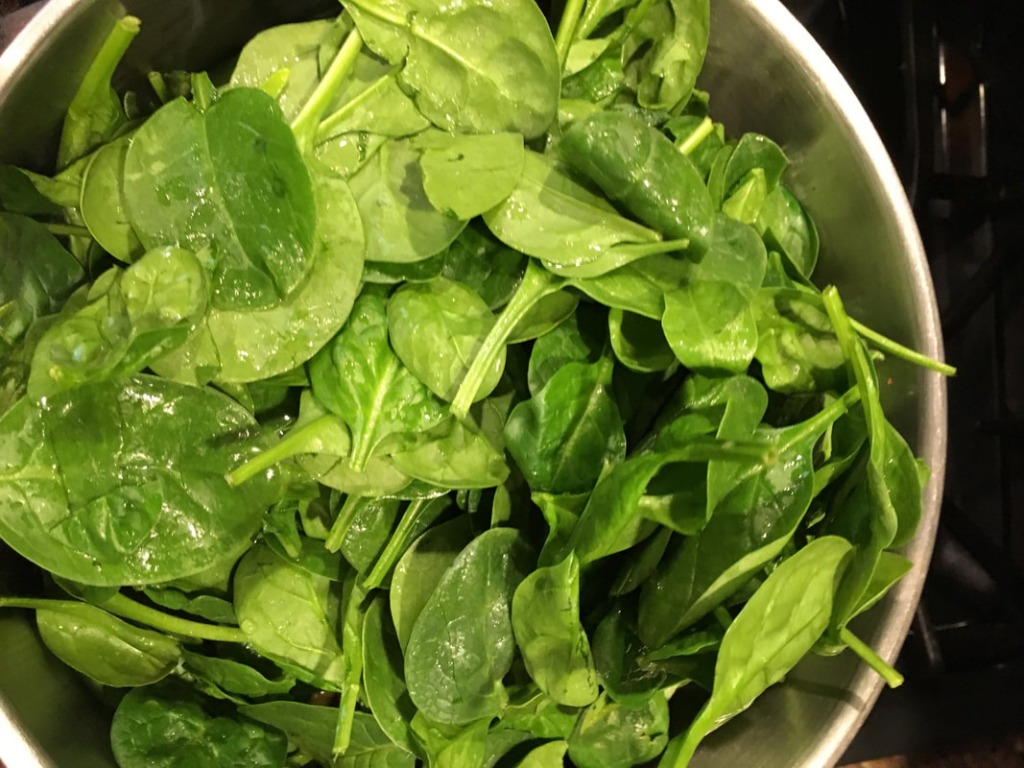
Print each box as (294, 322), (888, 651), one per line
(526, 303), (606, 395)
(755, 185), (820, 279)
(125, 89), (316, 311)
(516, 741), (568, 767)
(390, 515), (474, 651)
(624, 0), (709, 112)
(57, 16), (140, 169)
(182, 651), (295, 699)
(592, 601), (667, 708)
(722, 132), (788, 199)
(610, 526), (672, 596)
(413, 131), (526, 220)
(348, 138), (468, 264)
(405, 528), (534, 724)
(233, 542), (348, 690)
(512, 553), (599, 707)
(340, 496), (402, 574)
(363, 596), (419, 755)
(388, 277), (505, 402)
(608, 309), (675, 372)
(637, 390), (858, 646)
(498, 687), (579, 739)
(0, 213), (84, 345)
(310, 289), (447, 471)
(318, 63), (431, 140)
(662, 283), (757, 373)
(658, 536), (852, 767)
(142, 587), (237, 625)
(363, 494), (454, 590)
(0, 376), (273, 586)
(111, 680), (288, 768)
(533, 491), (589, 568)
(7, 601), (183, 687)
(571, 253), (687, 320)
(0, 165), (64, 217)
(29, 246), (207, 399)
(365, 252), (447, 284)
(153, 171), (365, 384)
(391, 416), (511, 489)
(559, 112), (713, 254)
(568, 693), (669, 768)
(80, 137), (144, 262)
(346, 0), (559, 137)
(505, 355), (626, 494)
(483, 151), (672, 267)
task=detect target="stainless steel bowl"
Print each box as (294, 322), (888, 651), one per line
(0, 1), (947, 766)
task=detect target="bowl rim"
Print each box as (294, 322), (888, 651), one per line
(0, 0), (948, 766)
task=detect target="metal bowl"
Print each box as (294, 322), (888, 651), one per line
(0, 1), (947, 766)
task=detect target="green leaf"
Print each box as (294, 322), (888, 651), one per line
(388, 277), (506, 402)
(124, 89), (316, 311)
(592, 602), (666, 708)
(341, 496), (402, 574)
(505, 356), (626, 494)
(79, 137), (144, 262)
(0, 376), (273, 586)
(515, 740), (568, 767)
(658, 536), (852, 768)
(182, 651), (295, 698)
(391, 417), (510, 489)
(153, 171), (365, 384)
(142, 587), (237, 625)
(309, 289), (447, 471)
(568, 693), (669, 768)
(233, 542), (349, 690)
(608, 309), (675, 372)
(111, 680), (288, 768)
(526, 303), (605, 396)
(512, 553), (599, 707)
(626, 0), (709, 112)
(405, 528), (535, 724)
(346, 0), (559, 138)
(363, 596), (419, 755)
(663, 283), (757, 373)
(443, 223), (527, 311)
(755, 185), (819, 279)
(348, 138), (468, 264)
(413, 131), (526, 220)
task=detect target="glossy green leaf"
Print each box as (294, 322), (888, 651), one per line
(443, 224), (527, 311)
(568, 693), (669, 768)
(363, 596), (419, 755)
(609, 309), (675, 372)
(80, 137), (143, 262)
(182, 651), (295, 699)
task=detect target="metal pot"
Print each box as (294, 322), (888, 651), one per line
(0, 1), (947, 766)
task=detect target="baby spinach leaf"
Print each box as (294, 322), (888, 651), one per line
(559, 112), (713, 254)
(233, 542), (348, 690)
(483, 151), (668, 267)
(317, 64), (431, 140)
(443, 224), (527, 311)
(515, 741), (569, 767)
(346, 0), (559, 138)
(391, 417), (511, 489)
(571, 253), (688, 320)
(756, 185), (820, 279)
(627, 0), (709, 112)
(388, 277), (506, 402)
(182, 651), (295, 699)
(405, 527), (535, 724)
(413, 131), (526, 220)
(505, 355), (626, 494)
(722, 132), (788, 199)
(512, 553), (599, 707)
(341, 496), (402, 574)
(638, 390), (858, 646)
(658, 536), (852, 768)
(610, 527), (673, 596)
(300, 452), (414, 497)
(752, 287), (846, 394)
(568, 693), (669, 768)
(363, 494), (454, 590)
(390, 515), (474, 651)
(364, 252), (447, 284)
(157, 171), (365, 385)
(526, 304), (606, 396)
(111, 680), (288, 768)
(349, 137), (468, 264)
(57, 16), (140, 169)
(662, 283), (757, 373)
(0, 213), (84, 345)
(316, 131), (389, 179)
(124, 89), (316, 311)
(508, 289), (580, 343)
(310, 289), (447, 471)
(237, 701), (337, 765)
(80, 136), (143, 262)
(0, 165), (65, 217)
(592, 601), (667, 708)
(17, 601), (182, 687)
(434, 719), (490, 768)
(533, 491), (588, 568)
(608, 309), (675, 372)
(721, 168), (768, 225)
(363, 596), (419, 756)
(0, 376), (273, 586)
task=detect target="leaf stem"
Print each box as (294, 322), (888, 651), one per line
(0, 595), (246, 643)
(712, 606), (733, 630)
(226, 415), (346, 487)
(362, 497), (429, 590)
(325, 494), (364, 553)
(316, 68), (399, 144)
(44, 223), (93, 238)
(147, 71), (170, 103)
(554, 0), (587, 71)
(850, 318), (956, 376)
(840, 627), (904, 688)
(451, 261), (562, 419)
(678, 117), (715, 156)
(292, 28), (364, 153)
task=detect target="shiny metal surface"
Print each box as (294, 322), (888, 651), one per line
(0, 1), (946, 766)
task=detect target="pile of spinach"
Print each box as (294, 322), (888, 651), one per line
(0, 1), (953, 767)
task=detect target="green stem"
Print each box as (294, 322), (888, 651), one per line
(451, 261), (562, 419)
(334, 578), (367, 756)
(44, 223), (92, 238)
(325, 495), (365, 554)
(147, 71), (170, 103)
(292, 28), (364, 153)
(840, 627), (904, 688)
(781, 384), (862, 453)
(226, 415), (343, 487)
(554, 0), (587, 71)
(362, 498), (429, 590)
(316, 68), (398, 143)
(712, 606), (733, 631)
(0, 595), (246, 644)
(678, 117), (714, 156)
(666, 438), (777, 466)
(850, 318), (956, 376)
